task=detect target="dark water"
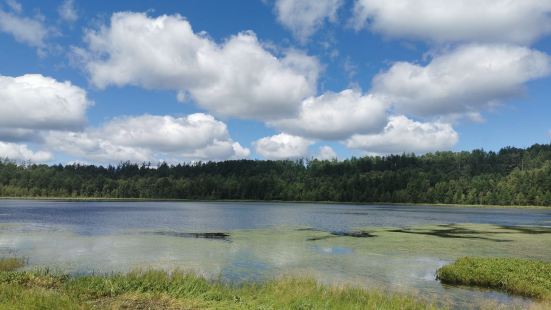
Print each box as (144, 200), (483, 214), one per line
(0, 200), (549, 235)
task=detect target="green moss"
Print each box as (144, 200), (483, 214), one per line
(437, 257), (551, 300)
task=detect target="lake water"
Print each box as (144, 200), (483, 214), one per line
(1, 200), (550, 309)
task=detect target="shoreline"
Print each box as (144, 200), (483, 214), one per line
(0, 196), (547, 209)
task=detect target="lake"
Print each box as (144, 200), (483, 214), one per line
(1, 200), (550, 309)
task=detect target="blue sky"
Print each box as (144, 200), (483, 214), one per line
(1, 0), (550, 164)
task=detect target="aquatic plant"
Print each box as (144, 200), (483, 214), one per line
(437, 257), (551, 300)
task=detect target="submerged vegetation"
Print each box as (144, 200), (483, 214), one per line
(147, 231), (231, 241)
(0, 262), (435, 310)
(2, 224), (551, 308)
(437, 257), (551, 300)
(1, 143), (550, 206)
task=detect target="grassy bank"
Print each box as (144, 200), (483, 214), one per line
(0, 260), (435, 309)
(0, 257), (25, 272)
(437, 257), (551, 300)
(1, 196), (547, 209)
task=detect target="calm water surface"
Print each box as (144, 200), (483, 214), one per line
(1, 200), (549, 234)
(1, 200), (550, 309)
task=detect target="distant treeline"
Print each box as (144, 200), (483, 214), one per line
(1, 144), (550, 206)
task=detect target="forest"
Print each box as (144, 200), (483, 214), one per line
(0, 144), (550, 206)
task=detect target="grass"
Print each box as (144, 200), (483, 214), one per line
(0, 257), (25, 272)
(0, 263), (437, 309)
(437, 257), (551, 300)
(3, 255), (551, 308)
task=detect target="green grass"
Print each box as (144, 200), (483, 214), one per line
(3, 255), (551, 309)
(437, 257), (551, 300)
(0, 257), (25, 272)
(0, 267), (437, 309)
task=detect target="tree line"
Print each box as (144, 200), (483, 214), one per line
(1, 144), (550, 206)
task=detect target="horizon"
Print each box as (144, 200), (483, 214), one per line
(1, 0), (551, 165)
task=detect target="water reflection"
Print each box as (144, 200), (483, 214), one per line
(1, 200), (549, 235)
(1, 200), (549, 309)
(313, 246), (354, 255)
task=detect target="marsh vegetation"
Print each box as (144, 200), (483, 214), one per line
(0, 257), (25, 272)
(437, 257), (551, 300)
(0, 262), (435, 310)
(2, 255), (551, 309)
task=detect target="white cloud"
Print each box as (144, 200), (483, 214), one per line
(45, 114), (250, 163)
(103, 114), (230, 152)
(5, 0), (22, 14)
(352, 0), (551, 44)
(274, 0), (343, 42)
(373, 44), (551, 118)
(0, 74), (92, 133)
(343, 57), (358, 80)
(255, 133), (312, 160)
(0, 73), (247, 163)
(316, 145), (337, 160)
(184, 140), (250, 161)
(46, 131), (153, 163)
(269, 89), (388, 140)
(58, 0), (77, 23)
(346, 115), (458, 154)
(0, 6), (48, 48)
(0, 141), (52, 162)
(78, 12), (319, 120)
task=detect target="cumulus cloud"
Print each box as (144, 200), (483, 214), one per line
(373, 44), (551, 118)
(255, 133), (312, 160)
(274, 0), (343, 42)
(269, 89), (388, 140)
(45, 114), (250, 164)
(0, 142), (52, 162)
(0, 4), (48, 48)
(0, 74), (247, 163)
(0, 74), (92, 134)
(316, 145), (337, 160)
(46, 131), (153, 163)
(352, 0), (551, 44)
(346, 115), (458, 154)
(103, 114), (230, 152)
(77, 12), (319, 120)
(58, 0), (77, 23)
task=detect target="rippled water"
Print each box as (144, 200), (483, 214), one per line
(1, 199), (550, 309)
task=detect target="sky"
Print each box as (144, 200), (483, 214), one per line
(1, 0), (550, 165)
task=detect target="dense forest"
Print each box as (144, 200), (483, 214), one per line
(1, 144), (550, 206)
